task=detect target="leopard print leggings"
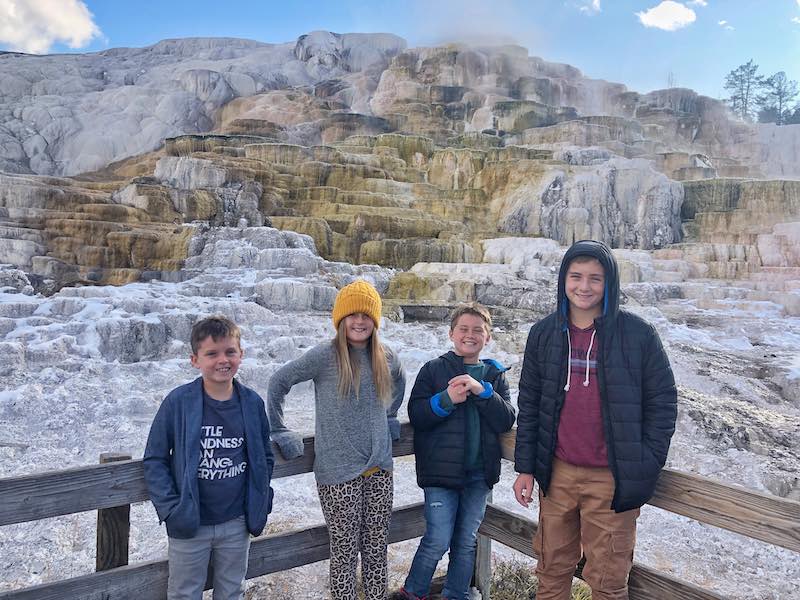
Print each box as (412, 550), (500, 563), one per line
(317, 469), (394, 600)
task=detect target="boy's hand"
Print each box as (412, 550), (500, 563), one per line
(513, 473), (535, 508)
(446, 379), (469, 404)
(448, 374), (484, 396)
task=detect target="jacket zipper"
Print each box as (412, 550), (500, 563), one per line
(549, 330), (569, 463)
(596, 326), (621, 510)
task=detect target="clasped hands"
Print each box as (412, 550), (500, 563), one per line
(446, 374), (483, 404)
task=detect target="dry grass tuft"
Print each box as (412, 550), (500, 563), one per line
(490, 559), (593, 599)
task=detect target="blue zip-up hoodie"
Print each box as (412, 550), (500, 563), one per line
(143, 377), (275, 539)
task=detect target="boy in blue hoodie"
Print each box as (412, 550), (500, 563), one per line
(144, 316), (274, 600)
(397, 303), (516, 600)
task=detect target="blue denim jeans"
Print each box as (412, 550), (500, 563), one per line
(404, 470), (491, 600)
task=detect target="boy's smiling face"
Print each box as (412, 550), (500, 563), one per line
(190, 335), (242, 391)
(449, 313), (491, 363)
(565, 256), (605, 319)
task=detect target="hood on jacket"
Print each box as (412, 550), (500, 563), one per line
(557, 239), (620, 329)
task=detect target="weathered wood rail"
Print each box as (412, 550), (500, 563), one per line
(1, 425), (798, 599)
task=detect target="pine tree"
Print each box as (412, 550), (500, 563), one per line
(758, 72), (799, 125)
(723, 60), (763, 121)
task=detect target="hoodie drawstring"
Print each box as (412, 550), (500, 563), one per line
(563, 331), (572, 392)
(583, 329), (596, 387)
(564, 328), (597, 391)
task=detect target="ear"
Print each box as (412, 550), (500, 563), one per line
(190, 354), (199, 369)
(448, 328), (456, 342)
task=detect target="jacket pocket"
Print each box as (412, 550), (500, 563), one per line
(164, 493), (199, 539)
(640, 446), (666, 486)
(420, 435), (443, 474)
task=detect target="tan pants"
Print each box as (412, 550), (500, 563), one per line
(534, 458), (639, 600)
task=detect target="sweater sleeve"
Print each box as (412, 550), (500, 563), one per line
(256, 392), (275, 487)
(142, 394), (180, 523)
(514, 324), (542, 475)
(267, 344), (325, 435)
(386, 347), (406, 420)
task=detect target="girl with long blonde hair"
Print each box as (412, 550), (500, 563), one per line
(268, 280), (405, 600)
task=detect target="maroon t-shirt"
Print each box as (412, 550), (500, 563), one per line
(555, 323), (608, 467)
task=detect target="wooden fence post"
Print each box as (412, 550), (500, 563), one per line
(473, 490), (492, 599)
(96, 453), (131, 571)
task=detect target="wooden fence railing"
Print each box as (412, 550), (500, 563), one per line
(1, 424), (798, 599)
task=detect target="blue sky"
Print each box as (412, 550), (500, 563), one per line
(2, 0), (799, 100)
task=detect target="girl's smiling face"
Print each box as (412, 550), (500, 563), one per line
(343, 312), (375, 348)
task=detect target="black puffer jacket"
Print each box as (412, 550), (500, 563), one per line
(514, 240), (677, 512)
(409, 351), (516, 489)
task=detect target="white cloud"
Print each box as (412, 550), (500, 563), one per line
(637, 1), (697, 31)
(717, 19), (734, 30)
(579, 0), (601, 14)
(793, 16), (800, 24)
(0, 0), (101, 54)
(689, 0), (707, 5)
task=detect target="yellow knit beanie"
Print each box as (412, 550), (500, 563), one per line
(332, 280), (383, 329)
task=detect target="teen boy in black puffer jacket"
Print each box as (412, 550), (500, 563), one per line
(513, 239), (677, 600)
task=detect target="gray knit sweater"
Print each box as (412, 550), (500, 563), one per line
(267, 341), (406, 485)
